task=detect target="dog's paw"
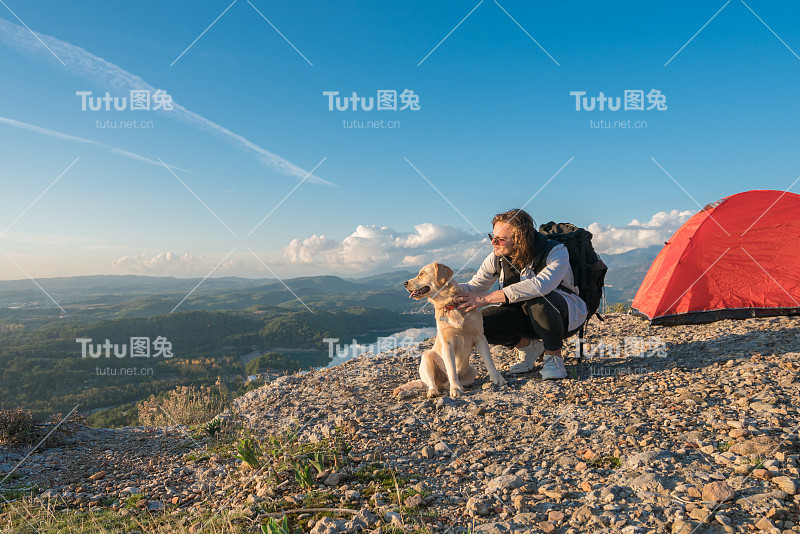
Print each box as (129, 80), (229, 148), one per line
(426, 388), (440, 399)
(491, 374), (507, 387)
(449, 386), (464, 397)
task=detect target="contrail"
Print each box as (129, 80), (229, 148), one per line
(0, 16), (332, 185)
(0, 115), (191, 173)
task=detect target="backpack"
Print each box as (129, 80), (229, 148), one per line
(538, 221), (608, 321)
(492, 222), (608, 360)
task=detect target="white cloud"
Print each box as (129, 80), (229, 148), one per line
(111, 251), (237, 275)
(588, 209), (695, 254)
(0, 17), (330, 185)
(280, 223), (488, 274)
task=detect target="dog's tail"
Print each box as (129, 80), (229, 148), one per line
(393, 380), (427, 399)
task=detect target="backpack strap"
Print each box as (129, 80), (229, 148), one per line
(535, 239), (575, 295)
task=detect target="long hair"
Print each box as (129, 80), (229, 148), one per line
(491, 209), (537, 270)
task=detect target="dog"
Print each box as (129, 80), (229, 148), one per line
(393, 262), (506, 398)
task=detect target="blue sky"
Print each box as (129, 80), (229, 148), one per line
(1, 0), (798, 280)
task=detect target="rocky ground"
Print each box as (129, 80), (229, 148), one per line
(3, 313), (800, 534)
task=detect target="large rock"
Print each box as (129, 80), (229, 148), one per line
(323, 472), (345, 486)
(630, 473), (671, 492)
(310, 517), (349, 534)
(701, 481), (735, 503)
(625, 449), (673, 469)
(729, 436), (779, 456)
(484, 474), (524, 494)
(466, 495), (492, 516)
(770, 476), (797, 495)
(473, 522), (527, 534)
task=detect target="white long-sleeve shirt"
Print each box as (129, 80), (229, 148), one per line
(459, 244), (588, 331)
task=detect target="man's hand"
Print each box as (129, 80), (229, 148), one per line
(455, 290), (506, 312)
(454, 292), (485, 312)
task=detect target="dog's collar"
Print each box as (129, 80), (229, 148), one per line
(438, 301), (458, 312)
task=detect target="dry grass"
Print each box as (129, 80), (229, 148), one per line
(138, 381), (230, 426)
(1, 496), (252, 533)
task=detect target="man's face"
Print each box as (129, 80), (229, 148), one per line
(491, 222), (514, 257)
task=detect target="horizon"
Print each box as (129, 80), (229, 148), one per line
(2, 1), (799, 292)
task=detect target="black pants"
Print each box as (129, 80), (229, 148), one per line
(482, 292), (577, 351)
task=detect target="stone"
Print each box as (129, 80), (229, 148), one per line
(631, 473), (670, 492)
(671, 519), (696, 534)
(421, 446), (435, 459)
(403, 494), (423, 508)
(702, 481), (735, 503)
(771, 476), (797, 495)
(715, 514), (732, 526)
(625, 449), (672, 469)
(729, 428), (749, 439)
(755, 517), (779, 533)
(466, 495), (492, 516)
(473, 522), (526, 534)
(434, 442), (449, 453)
(324, 473), (345, 486)
(753, 469), (772, 480)
(146, 501), (164, 512)
(384, 511), (402, 527)
(538, 521), (556, 533)
(484, 475), (523, 495)
(353, 509), (378, 528)
(310, 517), (349, 534)
(730, 436), (779, 456)
(88, 470), (106, 481)
(547, 510), (565, 523)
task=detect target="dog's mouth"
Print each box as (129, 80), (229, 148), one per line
(408, 285), (431, 299)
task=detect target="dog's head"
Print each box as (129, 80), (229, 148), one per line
(404, 263), (454, 300)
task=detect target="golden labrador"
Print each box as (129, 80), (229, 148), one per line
(394, 263), (506, 398)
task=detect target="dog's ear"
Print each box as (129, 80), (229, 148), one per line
(433, 263), (453, 287)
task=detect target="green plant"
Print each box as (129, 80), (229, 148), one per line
(262, 516), (303, 534)
(567, 367), (579, 380)
(308, 452), (325, 473)
(715, 441), (733, 452)
(203, 419), (222, 438)
(235, 438), (261, 469)
(292, 462), (314, 488)
(587, 455), (621, 469)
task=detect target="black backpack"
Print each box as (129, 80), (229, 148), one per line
(538, 221), (608, 321)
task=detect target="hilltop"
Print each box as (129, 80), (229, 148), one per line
(3, 314), (799, 533)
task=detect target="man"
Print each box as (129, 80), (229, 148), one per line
(454, 209), (587, 380)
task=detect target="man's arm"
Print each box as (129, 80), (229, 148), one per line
(459, 253), (499, 293)
(501, 245), (570, 303)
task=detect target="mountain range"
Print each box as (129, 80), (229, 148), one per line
(0, 246), (662, 318)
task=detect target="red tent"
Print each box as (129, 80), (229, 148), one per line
(631, 190), (800, 325)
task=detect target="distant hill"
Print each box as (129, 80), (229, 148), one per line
(600, 245), (663, 305)
(600, 245), (663, 269)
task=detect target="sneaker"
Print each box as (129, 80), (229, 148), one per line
(508, 339), (545, 374)
(540, 353), (567, 380)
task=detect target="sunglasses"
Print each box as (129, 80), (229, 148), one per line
(487, 233), (511, 244)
